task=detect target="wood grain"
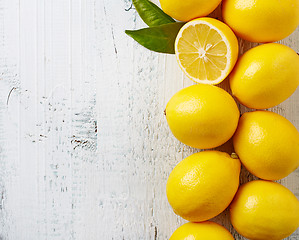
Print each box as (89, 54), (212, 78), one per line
(0, 0), (297, 239)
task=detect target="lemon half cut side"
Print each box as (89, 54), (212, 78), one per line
(175, 17), (239, 85)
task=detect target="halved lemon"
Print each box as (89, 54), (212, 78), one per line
(175, 17), (239, 85)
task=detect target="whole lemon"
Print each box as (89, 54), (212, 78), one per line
(170, 222), (234, 240)
(230, 180), (299, 240)
(233, 111), (299, 180)
(165, 84), (239, 149)
(222, 0), (299, 42)
(159, 0), (221, 22)
(230, 43), (299, 109)
(166, 151), (241, 222)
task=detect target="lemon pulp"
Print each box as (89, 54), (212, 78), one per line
(175, 17), (238, 84)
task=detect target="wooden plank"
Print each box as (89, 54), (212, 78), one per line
(0, 0), (98, 239)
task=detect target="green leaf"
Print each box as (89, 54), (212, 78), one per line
(126, 22), (184, 54)
(132, 0), (175, 27)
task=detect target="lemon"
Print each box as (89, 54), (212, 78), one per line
(165, 84), (239, 149)
(230, 43), (299, 109)
(230, 180), (299, 240)
(175, 17), (239, 85)
(159, 0), (221, 22)
(222, 0), (299, 42)
(167, 151), (241, 222)
(169, 222), (234, 240)
(233, 111), (299, 180)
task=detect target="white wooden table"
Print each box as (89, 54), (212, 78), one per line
(0, 0), (298, 239)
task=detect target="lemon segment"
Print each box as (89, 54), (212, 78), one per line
(175, 17), (238, 85)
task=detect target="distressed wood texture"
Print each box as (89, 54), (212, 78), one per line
(0, 0), (298, 239)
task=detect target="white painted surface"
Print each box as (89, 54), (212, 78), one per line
(0, 0), (298, 239)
